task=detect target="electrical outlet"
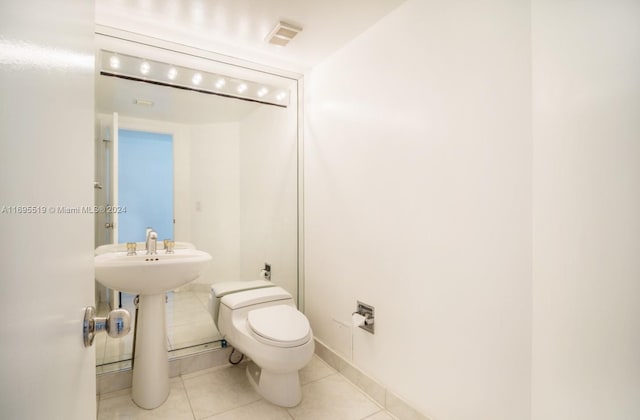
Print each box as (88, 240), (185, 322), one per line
(263, 263), (271, 280)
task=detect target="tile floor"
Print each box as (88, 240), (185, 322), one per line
(96, 288), (221, 369)
(97, 355), (397, 420)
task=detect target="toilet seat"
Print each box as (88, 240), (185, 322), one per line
(247, 305), (311, 348)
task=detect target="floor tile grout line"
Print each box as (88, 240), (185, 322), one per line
(300, 372), (335, 387)
(285, 406), (296, 419)
(359, 410), (384, 420)
(178, 374), (198, 420)
(215, 397), (265, 418)
(195, 396), (265, 420)
(332, 370), (388, 413)
(180, 363), (264, 419)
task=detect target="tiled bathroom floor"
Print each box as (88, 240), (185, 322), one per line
(97, 355), (397, 420)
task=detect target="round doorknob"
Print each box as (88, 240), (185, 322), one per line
(83, 306), (131, 347)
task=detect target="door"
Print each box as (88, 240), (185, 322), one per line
(0, 1), (97, 419)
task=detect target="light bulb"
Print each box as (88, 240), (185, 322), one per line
(192, 73), (202, 85)
(237, 83), (248, 94)
(109, 55), (120, 69)
(140, 61), (150, 75)
(167, 67), (178, 80)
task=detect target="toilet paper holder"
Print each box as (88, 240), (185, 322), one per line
(354, 301), (375, 334)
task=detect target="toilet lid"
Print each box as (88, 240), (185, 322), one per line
(247, 305), (311, 348)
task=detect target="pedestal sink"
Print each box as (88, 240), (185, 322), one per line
(94, 246), (211, 409)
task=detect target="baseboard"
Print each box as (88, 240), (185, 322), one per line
(313, 338), (430, 420)
(96, 345), (232, 395)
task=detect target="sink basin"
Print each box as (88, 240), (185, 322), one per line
(94, 248), (212, 295)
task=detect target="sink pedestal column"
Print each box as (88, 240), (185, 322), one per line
(131, 293), (169, 409)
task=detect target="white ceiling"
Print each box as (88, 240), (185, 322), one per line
(95, 0), (406, 124)
(95, 0), (406, 72)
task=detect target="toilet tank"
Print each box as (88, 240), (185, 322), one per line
(221, 286), (293, 310)
(208, 280), (275, 326)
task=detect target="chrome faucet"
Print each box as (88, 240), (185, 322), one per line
(145, 228), (158, 255)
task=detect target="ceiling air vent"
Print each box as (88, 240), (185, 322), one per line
(266, 21), (302, 47)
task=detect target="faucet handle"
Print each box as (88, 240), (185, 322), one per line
(126, 242), (137, 256)
(163, 239), (175, 254)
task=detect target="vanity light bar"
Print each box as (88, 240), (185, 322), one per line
(100, 50), (290, 107)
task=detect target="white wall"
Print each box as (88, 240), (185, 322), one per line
(304, 1), (532, 419)
(531, 1), (640, 419)
(239, 101), (299, 299)
(191, 109), (299, 290)
(190, 122), (242, 284)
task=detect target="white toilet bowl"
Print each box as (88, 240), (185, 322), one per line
(209, 281), (314, 407)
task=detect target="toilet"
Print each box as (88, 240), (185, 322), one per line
(208, 280), (314, 407)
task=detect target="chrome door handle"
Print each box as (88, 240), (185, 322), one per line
(105, 222), (114, 229)
(83, 306), (131, 347)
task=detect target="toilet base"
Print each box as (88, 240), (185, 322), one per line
(246, 361), (302, 407)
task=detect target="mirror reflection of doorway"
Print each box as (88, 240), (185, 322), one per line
(118, 129), (174, 242)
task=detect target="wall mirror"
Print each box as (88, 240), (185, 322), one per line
(93, 31), (301, 373)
